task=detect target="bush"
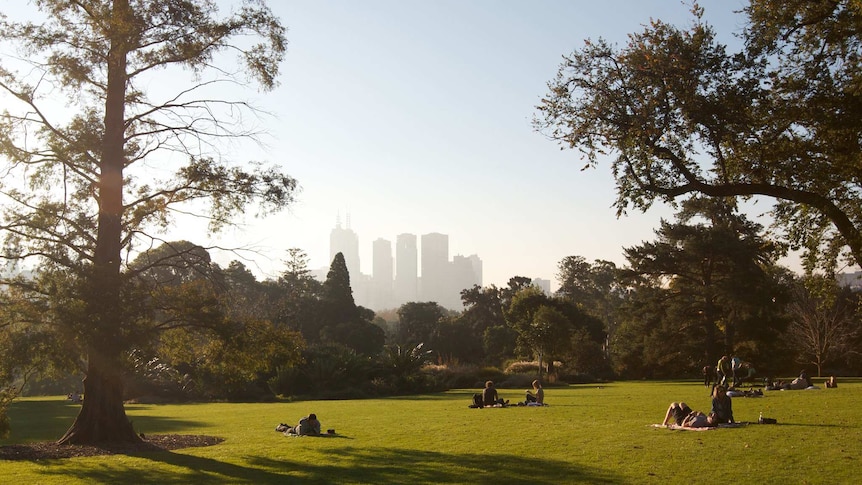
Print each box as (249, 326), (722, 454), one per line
(22, 373), (84, 397)
(498, 373), (537, 389)
(504, 360), (542, 375)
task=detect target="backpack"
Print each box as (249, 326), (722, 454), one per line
(471, 393), (483, 408)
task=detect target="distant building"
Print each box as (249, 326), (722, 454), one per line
(329, 214), (360, 279)
(532, 278), (551, 295)
(371, 238), (393, 309)
(395, 233), (418, 305)
(452, 254), (483, 306)
(421, 232), (449, 305)
(837, 271), (862, 291)
(322, 220), (511, 311)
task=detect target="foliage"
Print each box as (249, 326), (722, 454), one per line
(394, 301), (447, 348)
(612, 198), (788, 377)
(563, 327), (611, 378)
(376, 343), (433, 393)
(505, 286), (605, 376)
(556, 256), (624, 350)
(124, 350), (195, 401)
(320, 253), (359, 328)
(0, 0), (294, 444)
(482, 324), (518, 366)
(459, 284), (506, 335)
(535, 0), (862, 273)
(785, 276), (862, 376)
(432, 317), (483, 365)
(317, 253), (384, 356)
(0, 279), (79, 437)
(268, 248), (325, 341)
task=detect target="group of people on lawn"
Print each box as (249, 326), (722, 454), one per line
(705, 355), (756, 389)
(283, 361), (836, 435)
(474, 379), (545, 408)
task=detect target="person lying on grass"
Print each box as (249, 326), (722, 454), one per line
(285, 413), (321, 436)
(662, 402), (715, 428)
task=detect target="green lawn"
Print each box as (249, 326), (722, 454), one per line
(1, 379), (859, 484)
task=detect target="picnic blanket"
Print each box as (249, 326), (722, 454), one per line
(651, 423), (747, 431)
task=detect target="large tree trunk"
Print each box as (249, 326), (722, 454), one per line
(57, 348), (140, 445)
(58, 0), (138, 445)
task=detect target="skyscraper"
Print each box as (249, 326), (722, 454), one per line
(394, 233), (418, 305)
(420, 232), (449, 304)
(452, 254), (483, 306)
(371, 238), (393, 309)
(329, 214), (360, 279)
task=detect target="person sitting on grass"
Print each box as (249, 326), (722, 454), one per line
(482, 380), (508, 407)
(662, 402), (713, 428)
(710, 385), (734, 424)
(285, 413), (321, 436)
(525, 379), (544, 405)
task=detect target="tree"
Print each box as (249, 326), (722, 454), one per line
(556, 256), (625, 352)
(321, 253), (359, 327)
(395, 301), (447, 349)
(434, 316), (483, 365)
(0, 284), (70, 438)
(786, 276), (861, 376)
(506, 287), (569, 375)
(266, 248), (324, 341)
(535, 0), (862, 272)
(317, 253), (384, 355)
(459, 284), (506, 335)
(617, 198), (788, 375)
(0, 1), (294, 444)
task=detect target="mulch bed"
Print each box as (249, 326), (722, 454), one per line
(0, 434), (223, 461)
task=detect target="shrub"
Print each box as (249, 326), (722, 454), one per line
(504, 360), (542, 375)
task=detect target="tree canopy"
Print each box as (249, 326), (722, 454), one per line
(0, 0), (294, 444)
(535, 0), (862, 272)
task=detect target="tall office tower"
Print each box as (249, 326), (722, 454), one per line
(371, 238), (394, 309)
(420, 232), (449, 304)
(394, 233), (418, 305)
(329, 214), (360, 280)
(451, 254), (483, 309)
(532, 277), (551, 295)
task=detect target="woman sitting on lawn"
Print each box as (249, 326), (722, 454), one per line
(710, 385), (734, 424)
(525, 379), (544, 405)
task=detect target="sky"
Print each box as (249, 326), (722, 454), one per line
(2, 0), (772, 290)
(199, 0), (756, 290)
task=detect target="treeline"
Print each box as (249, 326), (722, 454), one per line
(8, 199), (860, 412)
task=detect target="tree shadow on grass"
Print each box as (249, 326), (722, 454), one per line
(3, 400), (81, 443)
(249, 446), (621, 484)
(38, 444), (622, 484)
(127, 415), (211, 435)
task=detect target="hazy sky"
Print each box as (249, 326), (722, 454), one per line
(204, 0), (755, 290)
(3, 0), (766, 290)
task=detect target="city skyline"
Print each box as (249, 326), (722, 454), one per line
(322, 217), (487, 310)
(186, 0), (809, 290)
(5, 1), (814, 291)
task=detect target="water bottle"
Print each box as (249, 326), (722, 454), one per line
(759, 412), (763, 424)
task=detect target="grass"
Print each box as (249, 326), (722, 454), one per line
(1, 379), (860, 484)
